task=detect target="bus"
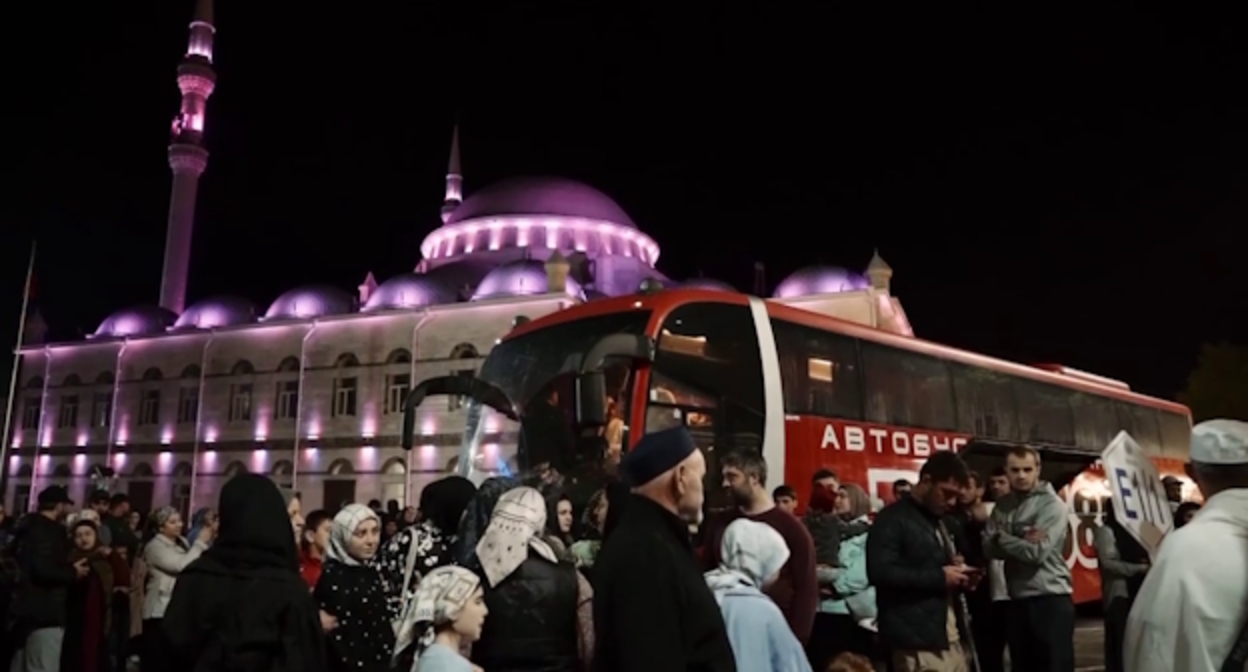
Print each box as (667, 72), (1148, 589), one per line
(401, 288), (1191, 603)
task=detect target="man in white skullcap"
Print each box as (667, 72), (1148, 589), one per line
(1124, 419), (1248, 672)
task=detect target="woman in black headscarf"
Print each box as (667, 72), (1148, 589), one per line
(161, 474), (327, 672)
(452, 477), (520, 575)
(1094, 500), (1150, 672)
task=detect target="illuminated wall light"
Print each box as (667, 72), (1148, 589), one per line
(252, 449), (268, 471)
(158, 451), (173, 468)
(161, 429), (174, 445)
(40, 431), (51, 448)
(203, 450), (217, 468)
(113, 452), (126, 467)
(205, 427), (218, 443)
(38, 454), (50, 465)
(74, 453), (86, 468)
(421, 417), (437, 436)
(10, 437), (19, 448)
(255, 431), (268, 442)
(77, 434), (88, 447)
(304, 447), (318, 457)
(361, 415), (376, 440)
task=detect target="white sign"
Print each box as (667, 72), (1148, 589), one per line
(1102, 431), (1173, 558)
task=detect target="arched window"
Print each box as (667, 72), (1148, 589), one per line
(271, 460), (294, 477)
(327, 459), (354, 476)
(449, 343), (479, 359)
(95, 371), (115, 385)
(335, 353), (360, 368)
(24, 376), (43, 389)
(386, 349), (412, 364)
(277, 357), (300, 373)
(62, 374), (82, 387)
(142, 368), (163, 382)
(180, 365), (202, 379)
(223, 461), (247, 478)
(231, 360), (255, 375)
(381, 457), (406, 476)
(172, 461), (193, 478)
(130, 462), (154, 477)
(52, 463), (72, 477)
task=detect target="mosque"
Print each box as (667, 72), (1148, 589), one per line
(3, 0), (911, 514)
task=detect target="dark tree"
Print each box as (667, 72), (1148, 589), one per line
(1178, 343), (1248, 422)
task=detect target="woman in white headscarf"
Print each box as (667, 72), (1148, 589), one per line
(410, 566), (489, 672)
(313, 504), (395, 672)
(705, 518), (813, 672)
(469, 486), (594, 672)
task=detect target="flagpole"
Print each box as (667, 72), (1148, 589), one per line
(0, 241), (37, 507)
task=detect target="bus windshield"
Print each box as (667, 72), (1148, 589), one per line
(457, 310), (651, 486)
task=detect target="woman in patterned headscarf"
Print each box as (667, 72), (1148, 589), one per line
(410, 566), (489, 672)
(452, 476), (519, 572)
(470, 486), (594, 671)
(314, 504), (395, 672)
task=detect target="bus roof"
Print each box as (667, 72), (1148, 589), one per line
(505, 289), (1190, 416)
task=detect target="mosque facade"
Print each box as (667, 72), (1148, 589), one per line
(3, 0), (911, 514)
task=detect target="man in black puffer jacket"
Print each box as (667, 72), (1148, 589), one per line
(867, 452), (976, 672)
(9, 485), (87, 672)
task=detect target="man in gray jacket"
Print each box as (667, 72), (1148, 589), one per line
(983, 446), (1075, 672)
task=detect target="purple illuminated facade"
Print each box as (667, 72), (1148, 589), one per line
(5, 1), (910, 517)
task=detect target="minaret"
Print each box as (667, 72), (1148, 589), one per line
(866, 249), (893, 292)
(440, 125), (463, 223)
(159, 0), (216, 314)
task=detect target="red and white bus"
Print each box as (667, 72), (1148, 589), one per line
(402, 288), (1191, 604)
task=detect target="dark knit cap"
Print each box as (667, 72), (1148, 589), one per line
(622, 426), (697, 486)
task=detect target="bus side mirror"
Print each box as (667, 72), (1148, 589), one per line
(576, 371), (608, 427)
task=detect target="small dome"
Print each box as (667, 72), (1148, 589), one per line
(362, 273), (458, 312)
(471, 259), (584, 302)
(264, 285), (355, 321)
(445, 176), (636, 228)
(93, 305), (177, 339)
(680, 278), (735, 292)
(773, 266), (869, 299)
(173, 296), (257, 330)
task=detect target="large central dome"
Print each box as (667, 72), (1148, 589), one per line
(444, 176), (637, 228)
(421, 174), (659, 271)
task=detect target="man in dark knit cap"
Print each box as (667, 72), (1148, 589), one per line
(591, 426), (736, 672)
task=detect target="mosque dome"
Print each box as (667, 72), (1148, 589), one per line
(445, 176), (636, 228)
(681, 278), (736, 292)
(422, 176), (659, 267)
(264, 285), (355, 321)
(471, 259), (585, 302)
(173, 296), (257, 330)
(583, 289), (609, 301)
(362, 273), (458, 312)
(773, 266), (869, 299)
(92, 305), (178, 339)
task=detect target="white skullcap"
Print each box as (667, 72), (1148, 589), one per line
(1191, 419), (1248, 465)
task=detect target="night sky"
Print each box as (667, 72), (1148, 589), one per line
(5, 2), (1247, 400)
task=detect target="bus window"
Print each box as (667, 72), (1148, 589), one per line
(1013, 378), (1076, 447)
(860, 342), (957, 431)
(949, 362), (1019, 441)
(771, 319), (864, 420)
(1069, 392), (1119, 451)
(650, 302), (765, 501)
(1157, 410), (1191, 459)
(1116, 402), (1162, 456)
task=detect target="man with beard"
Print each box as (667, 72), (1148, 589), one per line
(592, 426), (736, 672)
(701, 450), (818, 643)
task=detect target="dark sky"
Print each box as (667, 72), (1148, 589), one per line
(4, 2), (1247, 399)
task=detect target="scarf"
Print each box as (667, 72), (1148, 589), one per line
(70, 522), (115, 633)
(328, 504), (379, 566)
(704, 518), (790, 602)
(200, 474), (301, 572)
(409, 566), (482, 666)
(476, 486), (558, 587)
(454, 477), (519, 568)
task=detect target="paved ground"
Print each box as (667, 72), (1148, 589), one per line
(1074, 618), (1106, 671)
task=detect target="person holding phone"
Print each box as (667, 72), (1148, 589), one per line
(866, 451), (977, 672)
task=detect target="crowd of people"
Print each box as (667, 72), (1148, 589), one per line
(0, 419), (1243, 672)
